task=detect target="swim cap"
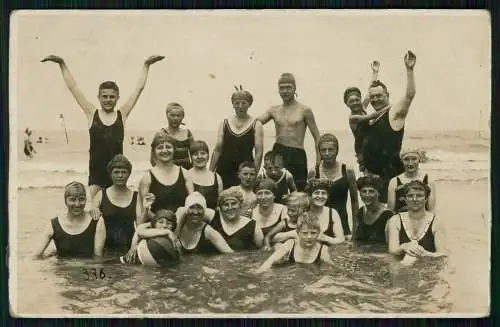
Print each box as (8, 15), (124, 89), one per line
(107, 154), (132, 174)
(166, 102), (185, 115)
(231, 85), (253, 106)
(318, 133), (339, 153)
(278, 73), (296, 86)
(356, 174), (384, 194)
(254, 178), (277, 194)
(64, 181), (86, 199)
(400, 148), (423, 161)
(305, 178), (331, 195)
(343, 87), (362, 104)
(150, 131), (177, 166)
(218, 187), (244, 207)
(185, 192), (207, 210)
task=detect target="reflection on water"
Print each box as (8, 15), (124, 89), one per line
(18, 242), (452, 315)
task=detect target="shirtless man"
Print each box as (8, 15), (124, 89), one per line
(362, 51), (417, 203)
(258, 73), (321, 191)
(42, 54), (164, 198)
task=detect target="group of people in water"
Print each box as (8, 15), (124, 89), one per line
(33, 50), (447, 271)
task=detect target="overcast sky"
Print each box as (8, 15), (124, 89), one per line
(11, 10), (491, 132)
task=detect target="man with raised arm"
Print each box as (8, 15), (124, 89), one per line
(258, 73), (321, 191)
(41, 54), (164, 198)
(362, 50), (417, 203)
(344, 61), (385, 173)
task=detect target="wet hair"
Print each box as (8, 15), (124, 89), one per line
(318, 133), (339, 156)
(150, 131), (177, 166)
(297, 212), (321, 231)
(190, 140), (210, 156)
(218, 187), (244, 208)
(107, 154), (132, 175)
(356, 174), (384, 195)
(305, 178), (331, 196)
(263, 151), (284, 166)
(283, 192), (310, 211)
(369, 80), (389, 94)
(151, 209), (177, 230)
(343, 87), (362, 104)
(231, 86), (254, 106)
(238, 161), (256, 172)
(98, 81), (119, 94)
(278, 73), (296, 87)
(64, 181), (86, 200)
(254, 178), (277, 196)
(403, 180), (431, 198)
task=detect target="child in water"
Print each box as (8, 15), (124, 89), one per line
(258, 151), (297, 204)
(254, 212), (335, 273)
(262, 192), (310, 251)
(120, 209), (182, 265)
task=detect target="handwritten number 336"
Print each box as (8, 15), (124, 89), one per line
(82, 268), (106, 280)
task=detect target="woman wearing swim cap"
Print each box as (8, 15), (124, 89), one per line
(34, 181), (106, 259)
(176, 192), (234, 254)
(188, 140), (223, 210)
(251, 178), (286, 238)
(386, 180), (446, 265)
(208, 188), (264, 251)
(138, 131), (194, 224)
(387, 148), (436, 213)
(209, 85), (264, 189)
(160, 102), (195, 169)
(305, 178), (346, 246)
(91, 154), (140, 254)
(352, 175), (394, 244)
(307, 133), (359, 237)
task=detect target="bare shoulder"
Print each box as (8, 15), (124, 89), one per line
(268, 105), (281, 115)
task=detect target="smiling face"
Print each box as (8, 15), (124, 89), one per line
(359, 186), (379, 206)
(311, 189), (328, 207)
(186, 204), (205, 226)
(154, 141), (175, 163)
(369, 85), (389, 111)
(166, 108), (184, 128)
(256, 189), (275, 207)
(191, 149), (209, 169)
(402, 154), (421, 173)
(98, 89), (119, 112)
(110, 167), (131, 187)
(405, 188), (427, 212)
(346, 94), (363, 113)
(220, 198), (242, 221)
(278, 82), (295, 102)
(65, 194), (86, 217)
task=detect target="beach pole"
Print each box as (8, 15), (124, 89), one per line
(59, 113), (69, 144)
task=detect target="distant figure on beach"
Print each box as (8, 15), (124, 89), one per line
(23, 128), (36, 158)
(362, 51), (417, 202)
(344, 61), (386, 172)
(387, 149), (436, 213)
(34, 182), (106, 259)
(258, 73), (321, 191)
(160, 102), (195, 169)
(210, 85), (263, 189)
(41, 54), (164, 199)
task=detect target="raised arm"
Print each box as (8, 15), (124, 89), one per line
(304, 107), (321, 166)
(349, 107), (389, 125)
(41, 55), (95, 119)
(93, 218), (106, 258)
(386, 177), (398, 212)
(427, 178), (437, 213)
(346, 167), (359, 222)
(209, 122), (225, 172)
(389, 51), (416, 131)
(362, 60), (380, 109)
(137, 174), (153, 224)
(253, 120), (264, 171)
(204, 226), (235, 253)
(119, 55), (165, 120)
(33, 222), (54, 259)
(182, 167), (195, 194)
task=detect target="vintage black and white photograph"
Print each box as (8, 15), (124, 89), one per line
(9, 10), (490, 317)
